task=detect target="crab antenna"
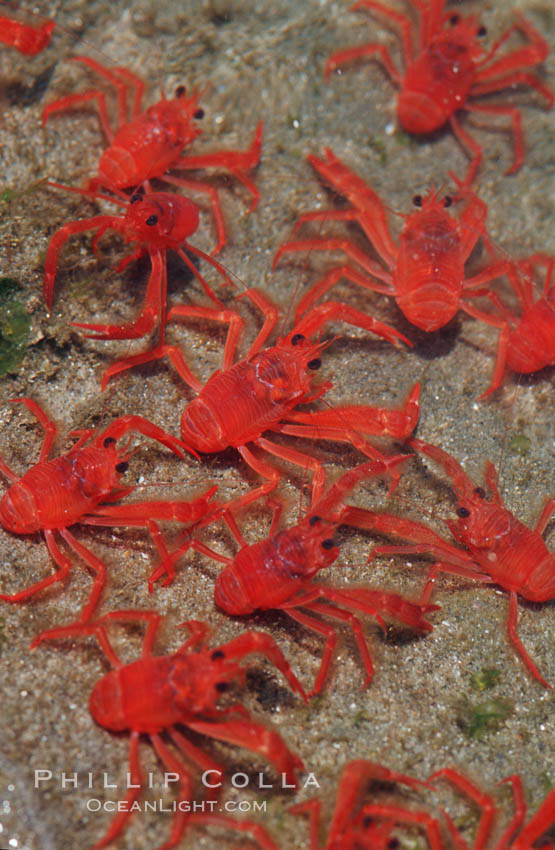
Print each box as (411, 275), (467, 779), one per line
(495, 374), (525, 492)
(276, 194), (336, 337)
(45, 180), (127, 207)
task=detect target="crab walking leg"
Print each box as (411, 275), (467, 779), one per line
(101, 301), (246, 388)
(74, 250), (167, 340)
(93, 731), (142, 849)
(359, 804), (444, 850)
(10, 398), (58, 461)
(170, 121), (263, 213)
(188, 813), (280, 850)
(43, 214), (123, 308)
(535, 498), (555, 535)
(431, 768), (497, 850)
(150, 734), (194, 849)
(506, 591), (550, 688)
(511, 787), (555, 850)
(0, 530), (73, 605)
(186, 719), (304, 788)
(280, 382), (420, 450)
(293, 300), (411, 347)
(341, 507), (484, 573)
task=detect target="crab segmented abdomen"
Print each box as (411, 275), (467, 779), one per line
(467, 512), (554, 601)
(90, 657), (179, 733)
(399, 42), (475, 134)
(0, 449), (117, 534)
(507, 298), (555, 373)
(98, 106), (199, 188)
(215, 534), (308, 615)
(395, 216), (463, 331)
(180, 349), (312, 452)
(519, 552), (555, 602)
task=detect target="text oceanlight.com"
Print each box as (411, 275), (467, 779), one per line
(86, 799), (267, 814)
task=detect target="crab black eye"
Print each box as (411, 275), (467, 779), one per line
(388, 840), (400, 850)
(103, 437), (116, 448)
(363, 816), (374, 828)
(477, 25), (487, 37)
(443, 195), (452, 208)
(322, 538), (336, 550)
(194, 107), (205, 119)
(474, 486), (486, 498)
(457, 506), (470, 518)
(309, 515), (321, 526)
(146, 214), (158, 226)
(115, 461), (128, 474)
(413, 194), (422, 207)
(175, 85), (186, 98)
(308, 358), (321, 370)
(449, 13), (460, 25)
(211, 649), (225, 661)
(291, 333), (305, 346)
(130, 194), (142, 204)
(215, 681), (229, 693)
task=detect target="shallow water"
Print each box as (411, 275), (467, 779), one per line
(0, 1), (553, 848)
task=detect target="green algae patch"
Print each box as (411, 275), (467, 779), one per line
(0, 278), (31, 375)
(540, 772), (554, 793)
(0, 178), (47, 210)
(509, 433), (531, 457)
(394, 128), (419, 149)
(456, 695), (513, 739)
(367, 135), (388, 166)
(353, 709), (371, 727)
(470, 668), (501, 691)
